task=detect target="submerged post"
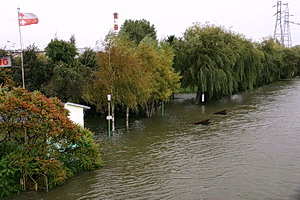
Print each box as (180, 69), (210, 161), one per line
(201, 93), (205, 103)
(126, 107), (129, 128)
(107, 94), (112, 137)
(161, 100), (164, 116)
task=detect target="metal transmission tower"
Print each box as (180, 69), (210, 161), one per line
(274, 0), (284, 45)
(283, 3), (292, 47)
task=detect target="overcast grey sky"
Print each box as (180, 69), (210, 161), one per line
(1, 0), (300, 50)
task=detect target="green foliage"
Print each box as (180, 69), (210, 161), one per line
(0, 86), (102, 197)
(41, 61), (89, 102)
(120, 19), (157, 45)
(58, 127), (102, 173)
(172, 23), (298, 104)
(42, 36), (91, 103)
(84, 33), (154, 112)
(83, 33), (180, 116)
(23, 45), (50, 91)
(0, 155), (23, 196)
(78, 48), (98, 70)
(0, 49), (15, 87)
(291, 45), (300, 76)
(45, 37), (78, 65)
(137, 38), (181, 116)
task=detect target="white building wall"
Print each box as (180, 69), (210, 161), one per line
(64, 104), (85, 127)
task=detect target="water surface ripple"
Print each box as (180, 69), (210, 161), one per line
(6, 79), (300, 200)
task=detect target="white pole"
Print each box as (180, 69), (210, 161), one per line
(201, 93), (205, 103)
(112, 103), (115, 132)
(17, 8), (25, 89)
(126, 107), (129, 128)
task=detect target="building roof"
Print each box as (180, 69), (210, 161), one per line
(64, 102), (90, 110)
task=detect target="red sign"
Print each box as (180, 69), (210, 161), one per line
(0, 56), (11, 67)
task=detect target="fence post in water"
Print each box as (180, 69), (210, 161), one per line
(112, 103), (115, 132)
(107, 94), (112, 137)
(126, 107), (129, 128)
(201, 93), (205, 103)
(161, 100), (164, 116)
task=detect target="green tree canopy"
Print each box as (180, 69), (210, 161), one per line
(45, 36), (78, 65)
(78, 48), (98, 70)
(42, 36), (90, 103)
(137, 37), (181, 116)
(22, 45), (50, 91)
(83, 33), (154, 112)
(119, 19), (157, 45)
(83, 33), (180, 117)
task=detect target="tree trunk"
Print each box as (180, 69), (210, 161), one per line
(145, 102), (155, 118)
(195, 86), (202, 105)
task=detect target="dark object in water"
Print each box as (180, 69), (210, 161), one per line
(193, 119), (211, 125)
(213, 109), (227, 115)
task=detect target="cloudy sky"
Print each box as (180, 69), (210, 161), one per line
(1, 0), (300, 50)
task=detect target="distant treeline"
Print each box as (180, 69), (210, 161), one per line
(170, 23), (300, 104)
(1, 20), (300, 112)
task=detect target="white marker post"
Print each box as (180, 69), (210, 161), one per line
(107, 94), (112, 137)
(201, 93), (205, 103)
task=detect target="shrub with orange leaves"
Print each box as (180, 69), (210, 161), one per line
(0, 86), (102, 197)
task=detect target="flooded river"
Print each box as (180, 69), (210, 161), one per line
(6, 78), (300, 200)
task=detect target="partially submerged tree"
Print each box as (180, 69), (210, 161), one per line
(137, 37), (180, 117)
(0, 86), (102, 197)
(83, 33), (153, 113)
(83, 33), (180, 118)
(172, 23), (298, 104)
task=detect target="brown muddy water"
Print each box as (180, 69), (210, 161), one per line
(5, 78), (300, 200)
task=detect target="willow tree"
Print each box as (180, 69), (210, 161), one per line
(172, 23), (297, 104)
(292, 45), (300, 75)
(232, 39), (264, 91)
(256, 38), (284, 86)
(174, 23), (244, 104)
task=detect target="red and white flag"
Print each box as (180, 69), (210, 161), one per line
(19, 13), (39, 26)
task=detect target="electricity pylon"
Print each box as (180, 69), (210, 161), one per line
(274, 0), (284, 45)
(283, 3), (292, 48)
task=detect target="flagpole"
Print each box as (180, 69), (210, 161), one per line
(17, 7), (25, 89)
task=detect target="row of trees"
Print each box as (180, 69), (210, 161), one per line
(170, 23), (300, 104)
(1, 19), (181, 118)
(1, 19), (300, 197)
(0, 36), (97, 103)
(0, 20), (180, 196)
(1, 21), (300, 112)
(83, 33), (180, 117)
